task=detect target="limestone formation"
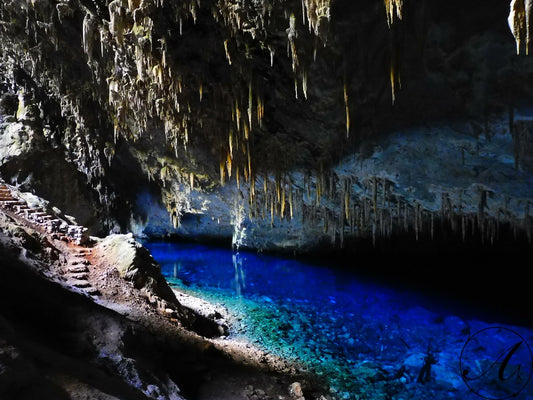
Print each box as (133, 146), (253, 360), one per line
(1, 0), (532, 253)
(509, 0), (533, 54)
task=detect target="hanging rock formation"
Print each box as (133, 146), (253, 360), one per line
(1, 0), (533, 254)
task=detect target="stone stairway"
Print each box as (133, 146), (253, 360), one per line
(63, 248), (100, 297)
(1, 180), (99, 298)
(0, 181), (88, 243)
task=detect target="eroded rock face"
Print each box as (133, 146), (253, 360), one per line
(1, 0), (533, 252)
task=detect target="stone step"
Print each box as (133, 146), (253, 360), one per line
(66, 272), (89, 280)
(29, 211), (47, 216)
(0, 200), (25, 206)
(66, 266), (89, 273)
(73, 252), (92, 258)
(69, 259), (91, 265)
(69, 280), (92, 289)
(85, 287), (101, 297)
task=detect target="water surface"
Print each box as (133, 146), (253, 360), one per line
(145, 241), (533, 400)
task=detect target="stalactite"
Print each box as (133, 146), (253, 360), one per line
(82, 13), (96, 61)
(344, 179), (350, 221)
(384, 0), (404, 103)
(270, 194), (274, 227)
(226, 152), (232, 178)
(256, 95), (264, 127)
(287, 13), (299, 72)
(247, 81), (253, 130)
(281, 184), (286, 218)
(372, 177), (378, 214)
(389, 45), (401, 104)
(316, 175), (321, 206)
(384, 0), (404, 27)
(109, 0), (126, 45)
(247, 144), (252, 182)
(302, 0), (331, 39)
(302, 69), (308, 100)
(508, 0), (533, 55)
(224, 39), (232, 64)
(289, 186), (294, 219)
(219, 160), (226, 185)
(342, 82), (351, 137)
(229, 128), (234, 158)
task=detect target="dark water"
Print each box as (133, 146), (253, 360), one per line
(145, 241), (533, 400)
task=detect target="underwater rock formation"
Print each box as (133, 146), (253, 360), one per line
(1, 0), (533, 253)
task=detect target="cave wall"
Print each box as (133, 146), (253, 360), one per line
(1, 0), (533, 251)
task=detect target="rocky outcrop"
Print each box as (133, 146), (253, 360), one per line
(92, 232), (228, 337)
(95, 233), (178, 303)
(1, 0), (533, 253)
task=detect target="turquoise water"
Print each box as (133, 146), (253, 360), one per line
(145, 241), (533, 400)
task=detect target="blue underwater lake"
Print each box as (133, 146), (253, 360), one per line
(145, 241), (533, 400)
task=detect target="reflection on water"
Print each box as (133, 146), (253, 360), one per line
(233, 252), (246, 297)
(145, 241), (533, 400)
(172, 262), (180, 279)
